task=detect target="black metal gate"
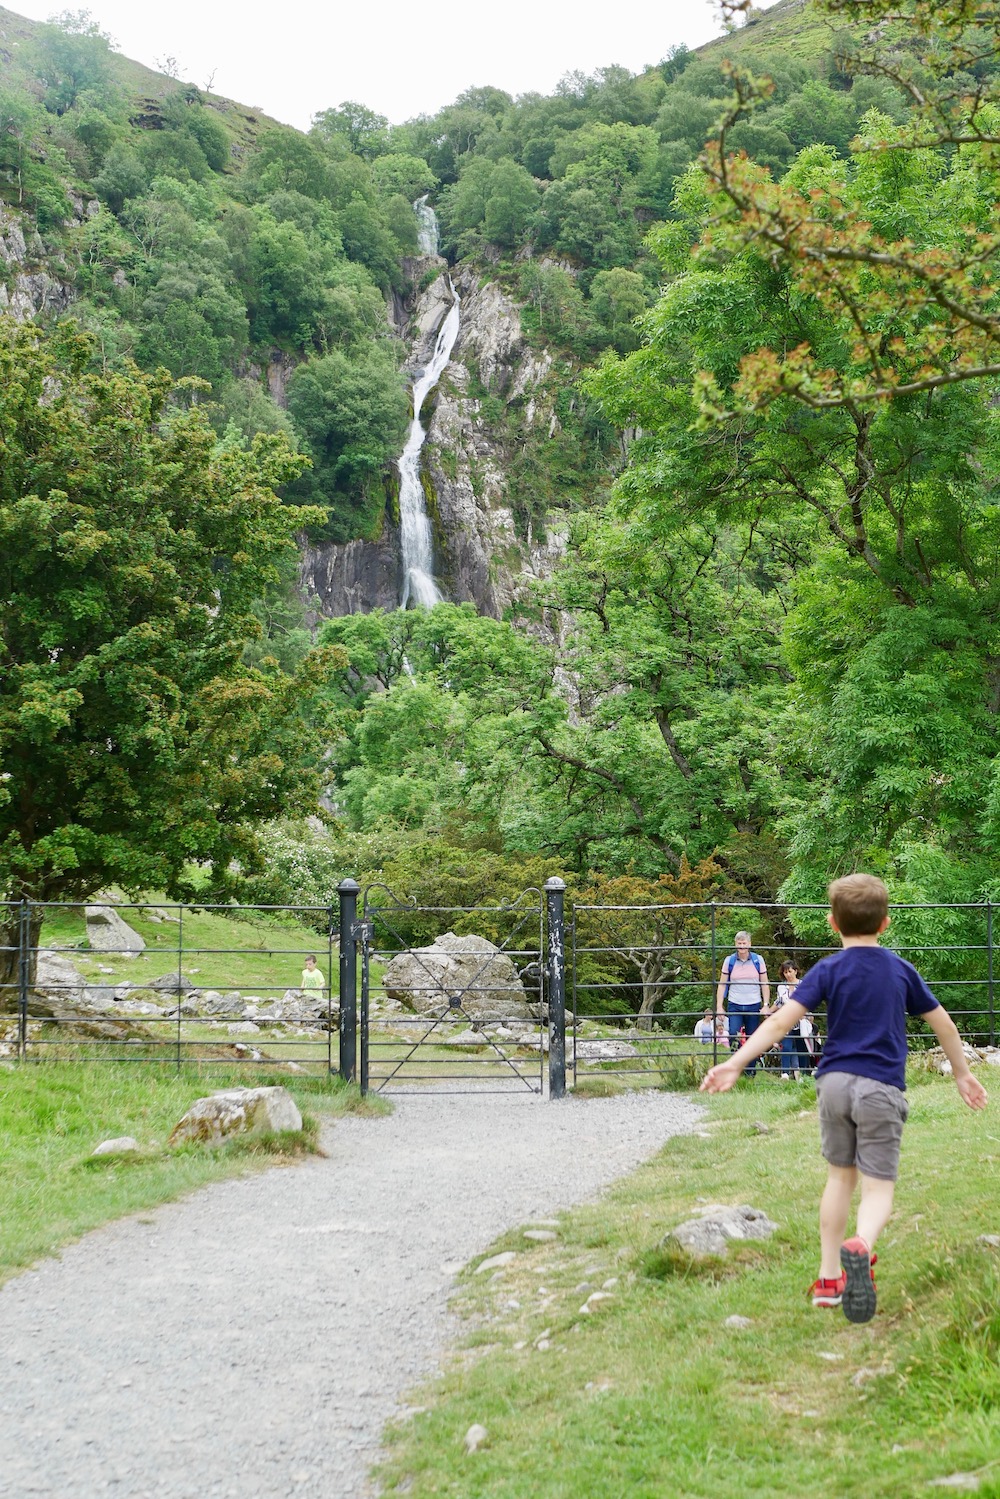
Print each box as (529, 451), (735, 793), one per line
(343, 879), (564, 1096)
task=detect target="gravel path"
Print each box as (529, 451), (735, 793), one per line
(0, 1087), (702, 1499)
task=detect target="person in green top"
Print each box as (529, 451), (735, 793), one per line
(301, 954), (326, 997)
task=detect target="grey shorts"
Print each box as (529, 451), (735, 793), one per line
(817, 1071), (910, 1182)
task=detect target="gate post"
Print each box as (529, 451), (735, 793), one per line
(988, 899), (995, 1049)
(546, 878), (567, 1100)
(18, 899), (29, 1062)
(338, 879), (360, 1084)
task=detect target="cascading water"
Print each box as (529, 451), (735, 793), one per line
(398, 200), (459, 609)
(414, 194), (439, 256)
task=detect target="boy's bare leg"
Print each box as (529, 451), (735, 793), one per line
(819, 1165), (857, 1278)
(855, 1174), (895, 1251)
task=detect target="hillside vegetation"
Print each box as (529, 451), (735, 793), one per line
(2, 0), (1000, 1001)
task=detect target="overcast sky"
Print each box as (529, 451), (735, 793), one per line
(10, 0), (781, 129)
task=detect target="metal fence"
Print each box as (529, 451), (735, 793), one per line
(2, 887), (995, 1092)
(0, 898), (340, 1073)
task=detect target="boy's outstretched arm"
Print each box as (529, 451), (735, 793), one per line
(700, 1002), (809, 1093)
(922, 1006), (989, 1110)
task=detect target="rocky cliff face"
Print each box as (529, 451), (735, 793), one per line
(301, 260), (566, 621)
(0, 207), (75, 320)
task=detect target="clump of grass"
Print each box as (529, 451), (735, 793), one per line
(639, 1239), (733, 1283)
(571, 1074), (625, 1098)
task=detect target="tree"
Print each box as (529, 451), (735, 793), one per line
(585, 135), (1000, 901)
(701, 0), (1000, 408)
(30, 11), (118, 115)
(311, 102), (390, 159)
(482, 160), (539, 248)
(286, 344), (409, 538)
(589, 268), (649, 351)
(574, 860), (723, 1027)
(0, 319), (337, 996)
(370, 153), (438, 202)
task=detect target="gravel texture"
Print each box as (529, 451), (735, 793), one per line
(0, 1087), (703, 1498)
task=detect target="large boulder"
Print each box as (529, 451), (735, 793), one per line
(168, 1087), (302, 1146)
(382, 933), (535, 1021)
(85, 906), (145, 958)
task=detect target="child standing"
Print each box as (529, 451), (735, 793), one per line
(701, 874), (988, 1323)
(774, 959), (805, 1079)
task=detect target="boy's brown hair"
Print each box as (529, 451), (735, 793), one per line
(828, 873), (889, 936)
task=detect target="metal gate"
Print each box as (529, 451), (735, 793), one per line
(344, 879), (563, 1096)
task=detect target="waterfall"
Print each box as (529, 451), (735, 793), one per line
(398, 200), (459, 610)
(414, 194), (439, 256)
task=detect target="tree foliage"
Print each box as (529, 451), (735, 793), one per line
(0, 320), (338, 930)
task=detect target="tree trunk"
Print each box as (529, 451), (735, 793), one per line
(0, 905), (43, 1015)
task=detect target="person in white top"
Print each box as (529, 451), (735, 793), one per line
(716, 931), (770, 1077)
(694, 1008), (715, 1043)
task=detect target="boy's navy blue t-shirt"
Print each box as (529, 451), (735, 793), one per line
(794, 946), (939, 1091)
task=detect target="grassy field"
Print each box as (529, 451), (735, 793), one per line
(0, 1061), (385, 1288)
(377, 1070), (1000, 1499)
(37, 902), (339, 1002)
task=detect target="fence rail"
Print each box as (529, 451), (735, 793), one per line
(1, 891), (995, 1090)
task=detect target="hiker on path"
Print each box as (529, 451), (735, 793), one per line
(716, 931), (770, 1076)
(701, 873), (988, 1324)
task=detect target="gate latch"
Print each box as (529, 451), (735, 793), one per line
(351, 920), (374, 943)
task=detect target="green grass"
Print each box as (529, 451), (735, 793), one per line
(39, 902), (340, 1002)
(0, 1060), (387, 1287)
(377, 1070), (1000, 1498)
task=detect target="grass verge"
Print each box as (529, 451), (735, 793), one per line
(0, 1061), (387, 1287)
(377, 1070), (1000, 1499)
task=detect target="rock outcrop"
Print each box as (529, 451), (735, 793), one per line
(382, 933), (535, 1021)
(0, 207), (75, 321)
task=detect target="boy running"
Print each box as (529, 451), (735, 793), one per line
(700, 874), (988, 1323)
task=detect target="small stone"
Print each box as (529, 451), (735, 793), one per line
(476, 1251), (517, 1274)
(852, 1366), (891, 1389)
(752, 1121), (770, 1134)
(817, 1352), (843, 1362)
(977, 1234), (1000, 1248)
(927, 1477), (981, 1492)
(524, 1229), (557, 1243)
(602, 1278), (619, 1290)
(464, 1423), (488, 1455)
(724, 1315), (752, 1329)
(92, 1137), (140, 1157)
(536, 1339), (551, 1352)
